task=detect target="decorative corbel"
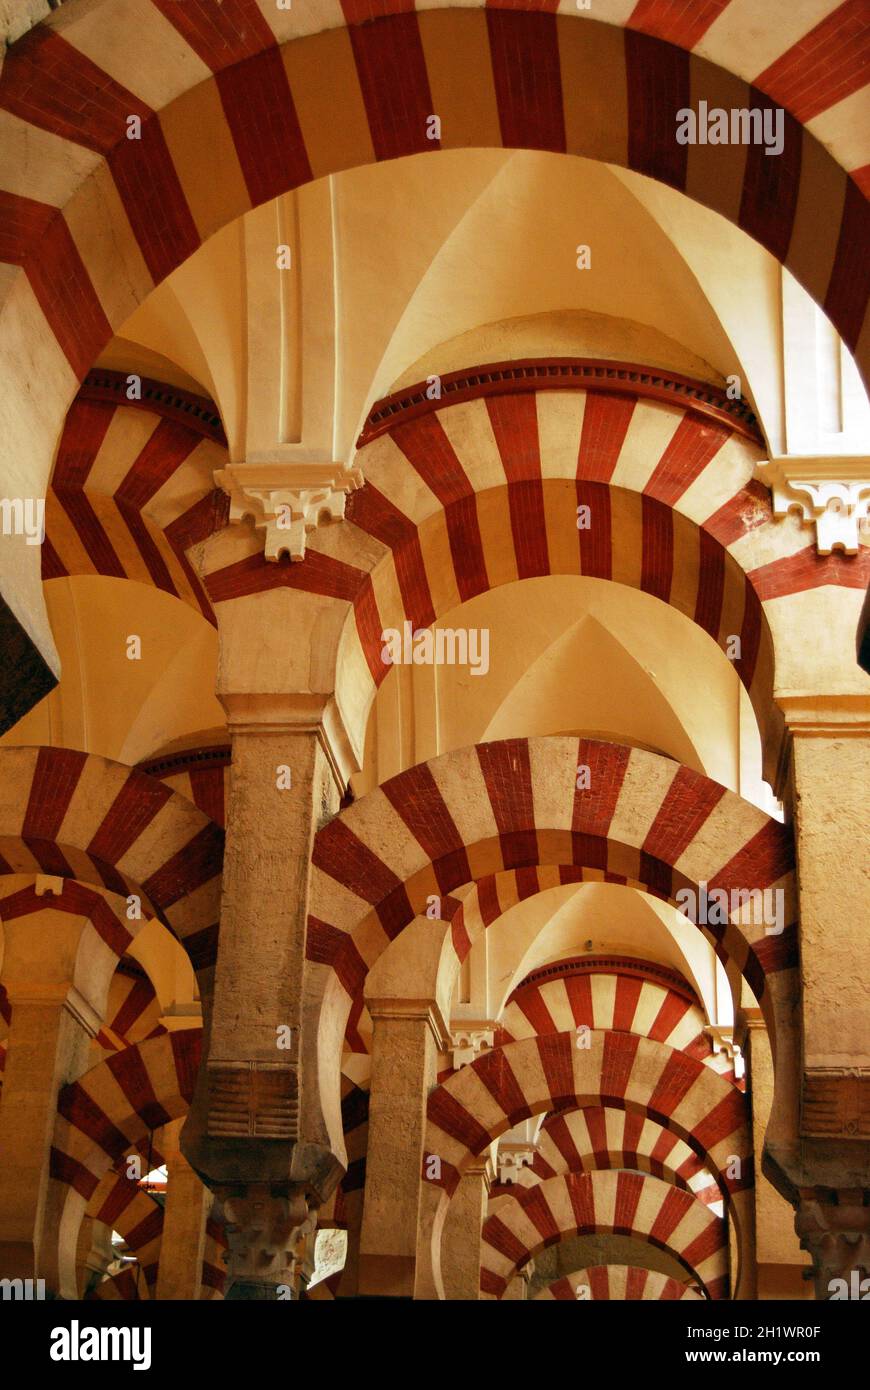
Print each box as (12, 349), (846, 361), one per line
(755, 457), (870, 555)
(215, 459), (363, 562)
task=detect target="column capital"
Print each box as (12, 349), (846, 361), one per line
(365, 997), (451, 1052)
(218, 1184), (317, 1299)
(219, 690), (358, 791)
(2, 983), (103, 1039)
(215, 458), (363, 563)
(755, 456), (870, 554)
(776, 692), (870, 738)
(794, 1188), (870, 1299)
(465, 1152), (496, 1191)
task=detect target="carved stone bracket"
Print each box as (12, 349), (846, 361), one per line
(704, 1025), (745, 1081)
(794, 1189), (870, 1300)
(755, 456), (870, 554)
(450, 1023), (497, 1070)
(497, 1145), (536, 1185)
(215, 459), (363, 562)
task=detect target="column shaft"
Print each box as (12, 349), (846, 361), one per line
(440, 1161), (489, 1300)
(359, 1007), (438, 1297)
(0, 996), (92, 1278)
(155, 1120), (211, 1300)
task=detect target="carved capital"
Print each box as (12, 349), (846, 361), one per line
(219, 1185), (317, 1299)
(755, 456), (870, 555)
(215, 459), (363, 562)
(794, 1190), (870, 1300)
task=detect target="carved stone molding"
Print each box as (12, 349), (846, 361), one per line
(794, 1190), (870, 1300)
(755, 456), (870, 554)
(215, 459), (363, 562)
(359, 358), (763, 446)
(207, 1061), (299, 1142)
(801, 1068), (870, 1139)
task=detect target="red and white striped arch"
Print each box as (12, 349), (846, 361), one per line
(527, 1105), (724, 1207)
(96, 968), (166, 1058)
(310, 737), (794, 994)
(206, 371), (870, 767)
(45, 374), (229, 625)
(0, 1), (865, 391)
(85, 1162), (226, 1299)
(0, 877), (136, 967)
(306, 735), (795, 1157)
(480, 1169), (728, 1298)
(343, 866), (669, 1056)
(47, 1029), (201, 1295)
(204, 375), (810, 755)
(51, 1030), (202, 1202)
(1, 2), (866, 730)
(135, 745), (231, 830)
(0, 747), (224, 972)
(533, 1263), (703, 1301)
(420, 1029), (753, 1295)
(424, 1032), (751, 1198)
(499, 960), (732, 1079)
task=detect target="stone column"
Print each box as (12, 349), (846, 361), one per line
(358, 996), (448, 1297)
(773, 696), (870, 1297)
(181, 693), (352, 1295)
(440, 1154), (492, 1300)
(155, 1119), (210, 1300)
(0, 890), (127, 1282)
(785, 699), (870, 1138)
